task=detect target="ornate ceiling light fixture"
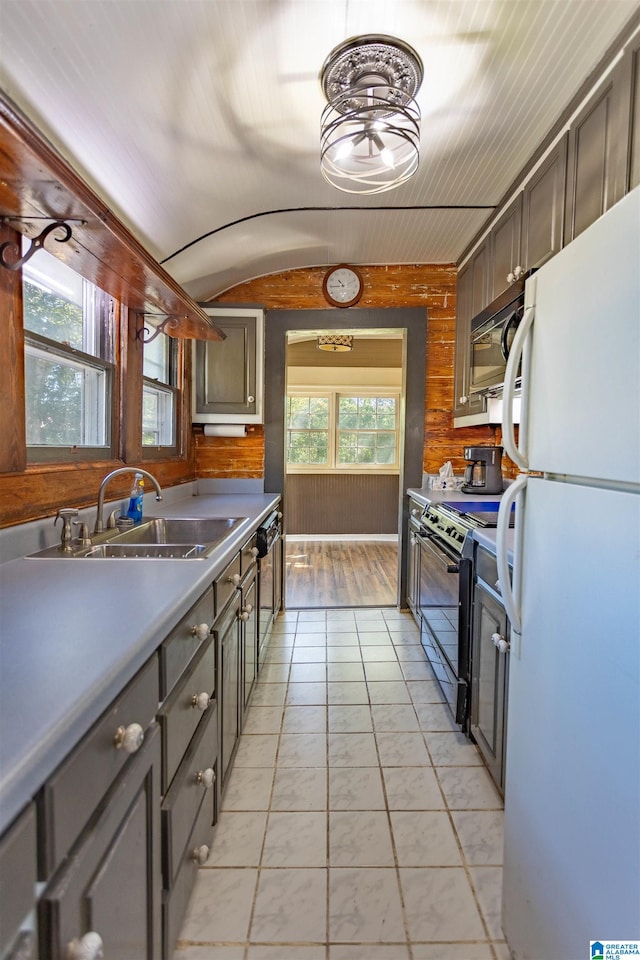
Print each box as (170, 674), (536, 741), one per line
(320, 34), (423, 195)
(317, 334), (353, 352)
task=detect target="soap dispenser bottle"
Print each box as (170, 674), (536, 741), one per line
(126, 473), (145, 524)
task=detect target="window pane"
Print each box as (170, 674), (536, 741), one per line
(23, 258), (84, 349)
(286, 430), (328, 464)
(25, 345), (107, 446)
(142, 383), (175, 446)
(143, 333), (170, 383)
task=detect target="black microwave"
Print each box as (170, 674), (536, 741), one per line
(468, 275), (530, 394)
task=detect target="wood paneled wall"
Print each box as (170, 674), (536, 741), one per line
(286, 474), (399, 535)
(197, 263), (507, 480)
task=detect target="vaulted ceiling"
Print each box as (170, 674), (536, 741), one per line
(0, 1), (638, 301)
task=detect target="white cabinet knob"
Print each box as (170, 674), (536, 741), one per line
(459, 395), (468, 405)
(228, 573), (241, 587)
(243, 603), (253, 613)
(191, 691), (210, 711)
(197, 767), (215, 789)
(411, 508), (420, 516)
(491, 632), (509, 654)
(250, 546), (259, 557)
(239, 611), (249, 622)
(192, 844), (210, 865)
(113, 722), (144, 754)
(65, 932), (104, 960)
(191, 622), (211, 641)
(247, 395), (255, 403)
(277, 511), (283, 519)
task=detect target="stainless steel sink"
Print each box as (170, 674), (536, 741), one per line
(26, 516), (247, 559)
(84, 543), (208, 559)
(111, 517), (244, 546)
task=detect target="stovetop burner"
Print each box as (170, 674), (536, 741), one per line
(416, 500), (514, 555)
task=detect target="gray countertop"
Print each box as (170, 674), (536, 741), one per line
(0, 492), (279, 835)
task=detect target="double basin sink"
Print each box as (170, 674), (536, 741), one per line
(30, 517), (246, 560)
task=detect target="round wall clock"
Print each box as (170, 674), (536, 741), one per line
(322, 264), (364, 307)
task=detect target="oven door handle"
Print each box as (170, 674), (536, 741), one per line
(417, 532), (459, 573)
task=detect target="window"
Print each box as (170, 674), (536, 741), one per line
(286, 391), (399, 471)
(22, 246), (114, 460)
(142, 332), (177, 450)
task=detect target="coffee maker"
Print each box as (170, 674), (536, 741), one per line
(461, 445), (504, 495)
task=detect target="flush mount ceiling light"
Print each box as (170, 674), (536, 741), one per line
(320, 34), (423, 195)
(317, 334), (353, 352)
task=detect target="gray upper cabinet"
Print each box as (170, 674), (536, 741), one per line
(193, 306), (264, 424)
(453, 245), (488, 420)
(622, 31), (640, 191)
(564, 65), (629, 243)
(522, 134), (567, 272)
(489, 195), (522, 301)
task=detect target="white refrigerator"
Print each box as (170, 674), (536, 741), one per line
(496, 186), (640, 959)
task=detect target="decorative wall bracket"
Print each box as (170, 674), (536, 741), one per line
(136, 313), (183, 343)
(0, 217), (84, 271)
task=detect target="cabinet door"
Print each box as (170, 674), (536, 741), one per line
(39, 725), (162, 960)
(564, 70), (628, 242)
(453, 261), (472, 419)
(522, 135), (567, 271)
(406, 523), (420, 618)
(622, 31), (640, 190)
(216, 597), (241, 789)
(193, 308), (264, 423)
(242, 572), (258, 713)
(489, 195), (522, 300)
(470, 582), (509, 794)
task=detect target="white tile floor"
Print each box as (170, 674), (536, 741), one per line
(174, 608), (511, 960)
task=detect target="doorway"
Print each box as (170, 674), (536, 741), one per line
(263, 307), (427, 609)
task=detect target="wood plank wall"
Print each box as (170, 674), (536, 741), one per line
(198, 264), (513, 481)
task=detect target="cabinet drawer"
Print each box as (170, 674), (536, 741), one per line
(0, 803), (37, 958)
(40, 654), (159, 878)
(163, 786), (216, 958)
(215, 553), (241, 615)
(160, 587), (214, 698)
(158, 638), (216, 791)
(161, 701), (218, 888)
(240, 533), (258, 577)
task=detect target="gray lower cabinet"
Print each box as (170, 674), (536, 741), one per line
(39, 723), (162, 960)
(216, 592), (242, 789)
(0, 804), (38, 960)
(242, 569), (258, 716)
(470, 550), (510, 795)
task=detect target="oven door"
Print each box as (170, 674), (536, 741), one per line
(416, 531), (467, 721)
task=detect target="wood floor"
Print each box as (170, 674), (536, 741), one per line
(285, 539), (398, 608)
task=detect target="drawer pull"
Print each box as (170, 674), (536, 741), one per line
(192, 843), (210, 865)
(228, 573), (241, 587)
(196, 767), (215, 789)
(250, 546), (259, 557)
(65, 932), (104, 960)
(191, 691), (210, 711)
(113, 722), (144, 754)
(191, 622), (211, 641)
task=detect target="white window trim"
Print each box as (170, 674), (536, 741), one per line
(286, 387), (401, 474)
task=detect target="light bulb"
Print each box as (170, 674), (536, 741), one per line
(335, 139), (354, 161)
(381, 147), (395, 168)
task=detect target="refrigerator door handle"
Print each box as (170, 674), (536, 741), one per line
(496, 473), (527, 635)
(502, 302), (534, 471)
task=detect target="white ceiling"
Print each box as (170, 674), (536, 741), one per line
(0, 1), (638, 300)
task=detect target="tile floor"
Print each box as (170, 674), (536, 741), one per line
(174, 608), (510, 960)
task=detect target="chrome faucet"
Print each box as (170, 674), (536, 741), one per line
(93, 467), (163, 534)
